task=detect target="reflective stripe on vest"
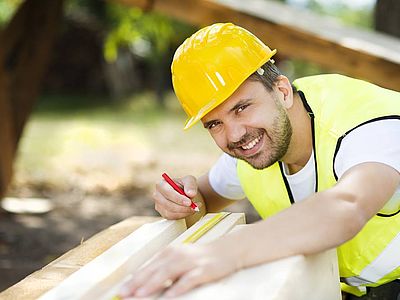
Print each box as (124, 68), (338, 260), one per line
(344, 232), (400, 286)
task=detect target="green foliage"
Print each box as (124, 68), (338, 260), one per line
(103, 4), (194, 63)
(334, 5), (373, 29)
(0, 0), (23, 28)
(305, 0), (373, 29)
(64, 0), (195, 63)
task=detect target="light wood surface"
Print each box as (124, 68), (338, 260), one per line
(0, 216), (160, 300)
(176, 247), (341, 300)
(1, 214), (341, 300)
(39, 218), (187, 300)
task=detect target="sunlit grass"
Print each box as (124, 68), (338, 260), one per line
(13, 91), (222, 192)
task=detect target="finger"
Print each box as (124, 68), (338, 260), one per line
(118, 266), (157, 297)
(155, 192), (193, 213)
(153, 189), (193, 212)
(163, 267), (209, 297)
(119, 250), (172, 297)
(153, 191), (194, 218)
(177, 176), (198, 199)
(156, 181), (193, 207)
(133, 265), (177, 297)
(133, 255), (193, 297)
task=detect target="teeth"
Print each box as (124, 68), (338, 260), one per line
(242, 135), (262, 150)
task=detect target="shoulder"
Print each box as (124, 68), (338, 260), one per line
(209, 154), (245, 200)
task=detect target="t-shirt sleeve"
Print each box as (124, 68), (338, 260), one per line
(208, 153), (246, 200)
(334, 119), (400, 179)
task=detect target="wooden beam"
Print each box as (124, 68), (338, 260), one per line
(173, 222), (340, 300)
(2, 214), (341, 299)
(177, 244), (341, 300)
(38, 218), (186, 300)
(115, 0), (400, 91)
(41, 213), (245, 299)
(0, 216), (160, 300)
(93, 213), (245, 299)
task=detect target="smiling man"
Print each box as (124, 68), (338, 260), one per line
(121, 23), (400, 299)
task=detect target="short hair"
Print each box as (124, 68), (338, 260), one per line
(248, 60), (297, 93)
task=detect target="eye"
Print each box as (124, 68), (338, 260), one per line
(207, 121), (221, 130)
(236, 104), (249, 114)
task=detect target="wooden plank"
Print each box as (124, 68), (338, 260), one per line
(96, 213), (246, 299)
(40, 213), (245, 300)
(115, 0), (400, 91)
(177, 248), (341, 300)
(174, 224), (340, 300)
(4, 215), (340, 300)
(37, 218), (186, 300)
(106, 219), (339, 300)
(0, 216), (160, 300)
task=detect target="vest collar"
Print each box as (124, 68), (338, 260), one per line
(280, 91), (319, 204)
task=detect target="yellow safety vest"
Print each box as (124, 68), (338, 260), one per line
(237, 74), (400, 296)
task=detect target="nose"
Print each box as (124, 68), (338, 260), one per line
(225, 121), (246, 144)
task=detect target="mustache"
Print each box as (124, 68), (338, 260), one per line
(227, 129), (265, 151)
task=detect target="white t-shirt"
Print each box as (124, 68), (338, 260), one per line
(208, 120), (400, 210)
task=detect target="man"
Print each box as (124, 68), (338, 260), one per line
(120, 23), (400, 299)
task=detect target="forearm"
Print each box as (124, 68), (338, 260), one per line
(214, 189), (365, 269)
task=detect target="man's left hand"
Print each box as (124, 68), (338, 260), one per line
(119, 242), (240, 298)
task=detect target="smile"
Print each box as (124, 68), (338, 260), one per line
(241, 134), (263, 150)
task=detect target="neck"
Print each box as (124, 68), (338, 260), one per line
(281, 93), (313, 174)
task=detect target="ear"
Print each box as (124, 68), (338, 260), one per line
(274, 75), (294, 109)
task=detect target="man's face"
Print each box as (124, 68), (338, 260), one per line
(202, 80), (292, 169)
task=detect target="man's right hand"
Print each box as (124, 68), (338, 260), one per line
(152, 175), (202, 220)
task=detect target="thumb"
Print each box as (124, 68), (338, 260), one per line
(179, 175), (198, 198)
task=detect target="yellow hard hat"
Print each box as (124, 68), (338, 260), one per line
(171, 23), (277, 129)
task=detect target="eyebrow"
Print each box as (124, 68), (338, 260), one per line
(203, 98), (254, 129)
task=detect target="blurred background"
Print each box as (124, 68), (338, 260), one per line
(0, 0), (399, 292)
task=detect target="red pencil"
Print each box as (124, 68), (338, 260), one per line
(162, 173), (199, 212)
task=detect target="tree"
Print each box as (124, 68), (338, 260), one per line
(0, 0), (64, 198)
(103, 4), (194, 105)
(375, 0), (400, 38)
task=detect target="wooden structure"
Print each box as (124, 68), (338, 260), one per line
(1, 214), (341, 300)
(116, 0), (400, 92)
(0, 216), (159, 300)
